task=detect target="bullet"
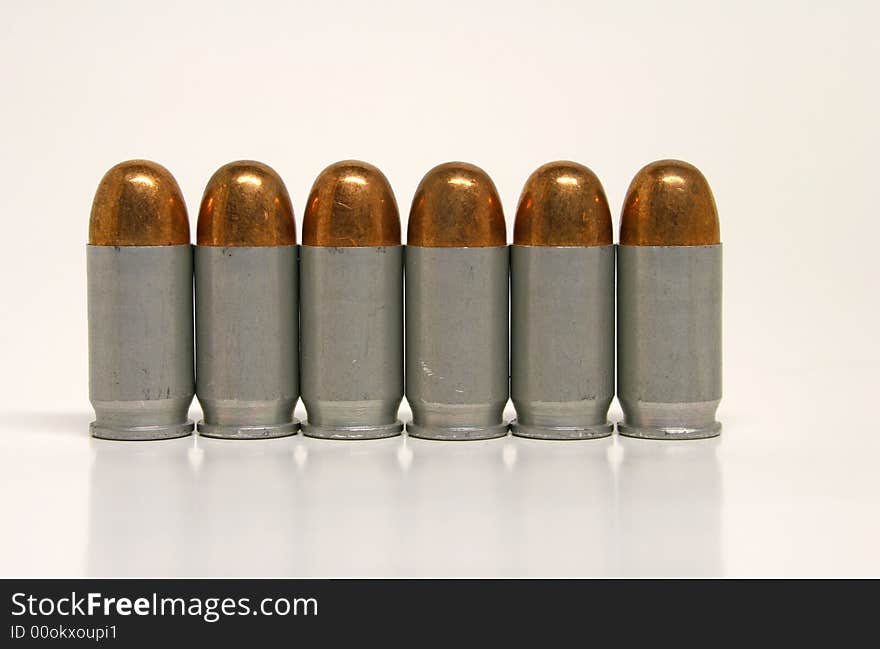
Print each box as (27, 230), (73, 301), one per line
(195, 161), (299, 438)
(406, 162), (509, 440)
(87, 160), (195, 440)
(617, 160), (722, 439)
(300, 160), (403, 439)
(510, 161), (614, 439)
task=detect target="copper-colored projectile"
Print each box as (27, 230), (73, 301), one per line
(197, 161), (296, 246)
(620, 159), (720, 246)
(408, 162), (506, 247)
(514, 161), (612, 246)
(303, 160), (400, 247)
(89, 160), (190, 246)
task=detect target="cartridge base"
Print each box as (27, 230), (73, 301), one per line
(303, 420), (403, 440)
(618, 399), (721, 440)
(617, 421), (721, 440)
(406, 422), (509, 441)
(511, 420), (613, 440)
(197, 419), (300, 440)
(90, 420), (194, 441)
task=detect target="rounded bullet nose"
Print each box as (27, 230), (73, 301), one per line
(514, 161), (612, 246)
(89, 160), (190, 246)
(620, 159), (720, 246)
(303, 160), (400, 247)
(197, 161), (296, 247)
(407, 162), (506, 247)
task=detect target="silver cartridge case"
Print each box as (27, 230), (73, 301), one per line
(617, 244), (722, 439)
(300, 245), (404, 438)
(87, 245), (195, 440)
(510, 245), (614, 439)
(195, 245), (299, 438)
(405, 246), (509, 440)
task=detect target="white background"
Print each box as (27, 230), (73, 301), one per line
(1, 1), (878, 577)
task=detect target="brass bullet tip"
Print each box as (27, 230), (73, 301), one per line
(303, 160), (401, 247)
(197, 161), (296, 247)
(620, 159), (720, 246)
(514, 161), (612, 246)
(407, 162), (506, 247)
(89, 160), (190, 246)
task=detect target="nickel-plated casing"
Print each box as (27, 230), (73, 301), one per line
(511, 245), (614, 439)
(300, 245), (404, 438)
(617, 244), (722, 439)
(87, 245), (195, 440)
(194, 245), (299, 438)
(405, 246), (509, 440)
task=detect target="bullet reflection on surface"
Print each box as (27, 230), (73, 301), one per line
(86, 427), (724, 577)
(87, 437), (196, 577)
(190, 436), (300, 577)
(296, 436), (405, 576)
(508, 436), (615, 576)
(401, 437), (514, 576)
(615, 437), (723, 577)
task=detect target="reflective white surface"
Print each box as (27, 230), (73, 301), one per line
(2, 365), (878, 578)
(1, 1), (879, 577)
